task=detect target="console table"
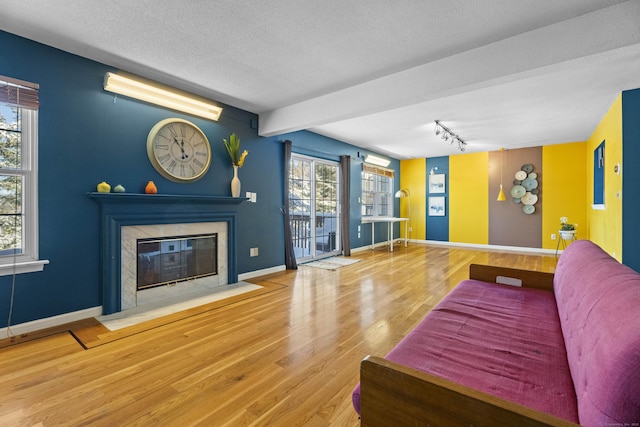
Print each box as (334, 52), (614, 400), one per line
(362, 217), (409, 252)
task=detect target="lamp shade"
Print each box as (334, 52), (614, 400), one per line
(395, 189), (409, 198)
(497, 184), (507, 201)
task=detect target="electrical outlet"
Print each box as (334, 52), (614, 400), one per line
(551, 234), (556, 240)
(250, 247), (259, 257)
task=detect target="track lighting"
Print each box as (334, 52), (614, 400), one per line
(434, 120), (466, 152)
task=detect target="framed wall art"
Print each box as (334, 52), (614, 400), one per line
(429, 173), (445, 194)
(428, 196), (446, 216)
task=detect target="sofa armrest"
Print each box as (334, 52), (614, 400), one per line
(360, 356), (579, 427)
(469, 264), (555, 291)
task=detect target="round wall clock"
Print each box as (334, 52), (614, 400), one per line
(146, 118), (211, 182)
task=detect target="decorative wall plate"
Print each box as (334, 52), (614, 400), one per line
(515, 170), (527, 180)
(521, 192), (538, 205)
(513, 179), (522, 185)
(522, 178), (538, 191)
(521, 164), (534, 173)
(510, 185), (526, 198)
(523, 204), (535, 214)
(528, 172), (537, 179)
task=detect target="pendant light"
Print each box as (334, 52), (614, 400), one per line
(497, 148), (507, 201)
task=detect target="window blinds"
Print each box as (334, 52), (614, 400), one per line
(363, 163), (394, 178)
(0, 75), (39, 110)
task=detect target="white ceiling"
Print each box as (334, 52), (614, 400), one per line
(2, 0), (639, 159)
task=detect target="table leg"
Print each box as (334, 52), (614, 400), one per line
(404, 220), (408, 247)
(370, 222), (375, 250)
(389, 222), (394, 252)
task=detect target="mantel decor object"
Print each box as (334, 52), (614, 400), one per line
(231, 165), (241, 198)
(223, 133), (248, 198)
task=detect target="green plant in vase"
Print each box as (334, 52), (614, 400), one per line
(223, 133), (248, 197)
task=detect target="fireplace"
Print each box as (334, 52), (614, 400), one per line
(137, 233), (218, 290)
(89, 193), (244, 315)
(121, 221), (228, 311)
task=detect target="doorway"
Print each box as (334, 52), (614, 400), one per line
(288, 155), (341, 261)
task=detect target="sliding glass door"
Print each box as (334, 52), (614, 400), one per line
(288, 155), (340, 261)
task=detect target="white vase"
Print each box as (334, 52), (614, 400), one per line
(231, 165), (241, 197)
(559, 230), (576, 240)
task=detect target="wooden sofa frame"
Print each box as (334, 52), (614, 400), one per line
(359, 264), (581, 427)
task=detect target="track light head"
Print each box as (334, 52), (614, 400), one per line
(433, 120), (466, 152)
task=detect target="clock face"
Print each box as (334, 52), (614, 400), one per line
(146, 118), (211, 182)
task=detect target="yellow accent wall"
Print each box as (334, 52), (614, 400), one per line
(541, 142), (588, 250)
(399, 158), (426, 239)
(587, 94), (623, 260)
(449, 152), (489, 244)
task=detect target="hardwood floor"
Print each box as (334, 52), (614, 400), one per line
(0, 244), (558, 426)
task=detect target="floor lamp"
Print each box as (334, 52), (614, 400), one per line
(395, 189), (411, 241)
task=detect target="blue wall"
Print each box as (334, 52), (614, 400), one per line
(622, 88), (640, 272)
(425, 157), (449, 241)
(0, 30), (399, 327)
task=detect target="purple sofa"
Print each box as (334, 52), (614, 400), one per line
(353, 240), (640, 426)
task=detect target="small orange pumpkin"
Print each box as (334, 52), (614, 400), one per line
(145, 180), (157, 194)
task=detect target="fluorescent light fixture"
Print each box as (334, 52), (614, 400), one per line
(364, 154), (391, 167)
(104, 72), (223, 121)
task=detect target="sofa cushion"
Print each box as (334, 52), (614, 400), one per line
(353, 279), (579, 422)
(554, 240), (640, 426)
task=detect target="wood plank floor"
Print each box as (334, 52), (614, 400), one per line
(0, 244), (558, 426)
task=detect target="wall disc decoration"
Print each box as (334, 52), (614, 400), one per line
(509, 163), (540, 214)
(510, 185), (526, 198)
(521, 192), (538, 205)
(522, 178), (538, 191)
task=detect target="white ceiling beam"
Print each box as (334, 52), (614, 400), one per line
(259, 1), (640, 137)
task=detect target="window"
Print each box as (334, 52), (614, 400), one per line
(362, 164), (394, 217)
(593, 141), (605, 208)
(0, 75), (46, 275)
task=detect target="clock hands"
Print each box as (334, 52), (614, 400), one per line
(173, 137), (189, 160)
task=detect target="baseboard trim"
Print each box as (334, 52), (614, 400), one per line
(350, 240), (558, 255)
(416, 240), (558, 255)
(239, 265), (286, 280)
(0, 306), (103, 339)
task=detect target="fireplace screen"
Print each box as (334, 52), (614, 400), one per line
(137, 233), (217, 290)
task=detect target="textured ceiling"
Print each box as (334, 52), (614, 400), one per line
(1, 0), (639, 158)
